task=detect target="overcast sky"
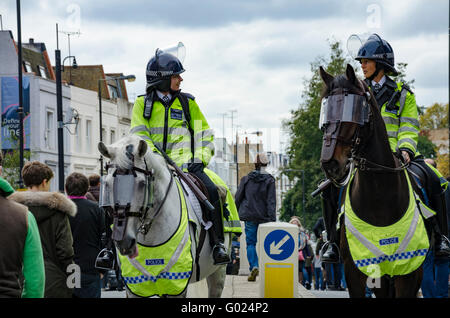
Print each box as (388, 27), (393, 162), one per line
(1, 0), (448, 153)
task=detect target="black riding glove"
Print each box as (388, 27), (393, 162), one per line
(187, 162), (204, 174)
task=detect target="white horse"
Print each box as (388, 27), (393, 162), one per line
(98, 135), (231, 298)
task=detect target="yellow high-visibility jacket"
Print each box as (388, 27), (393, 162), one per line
(130, 92), (214, 167)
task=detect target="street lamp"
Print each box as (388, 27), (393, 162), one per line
(62, 55), (78, 85)
(244, 130), (263, 152)
(283, 168), (306, 219)
(55, 23), (78, 192)
(16, 0), (25, 189)
(98, 74), (135, 176)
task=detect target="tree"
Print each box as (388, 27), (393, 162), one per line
(1, 135), (31, 190)
(419, 103), (449, 130)
(417, 132), (437, 159)
(436, 153), (449, 178)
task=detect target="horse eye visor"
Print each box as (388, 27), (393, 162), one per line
(319, 94), (369, 129)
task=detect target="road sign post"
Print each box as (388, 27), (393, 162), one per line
(258, 222), (298, 298)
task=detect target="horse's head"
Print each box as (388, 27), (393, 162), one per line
(319, 64), (375, 184)
(98, 135), (152, 258)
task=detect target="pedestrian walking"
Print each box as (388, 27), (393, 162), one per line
(289, 216), (312, 289)
(0, 153), (45, 298)
(66, 172), (106, 298)
(235, 153), (276, 281)
(9, 161), (77, 298)
(313, 232), (325, 291)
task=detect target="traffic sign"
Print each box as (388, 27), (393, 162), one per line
(263, 229), (295, 261)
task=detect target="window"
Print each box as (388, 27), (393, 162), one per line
(86, 119), (92, 153)
(74, 118), (81, 152)
(110, 129), (116, 144)
(45, 111), (55, 149)
(102, 128), (107, 143)
(23, 61), (32, 73)
(108, 85), (119, 99)
(38, 65), (47, 79)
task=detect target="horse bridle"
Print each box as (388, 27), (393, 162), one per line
(322, 82), (408, 187)
(103, 154), (174, 241)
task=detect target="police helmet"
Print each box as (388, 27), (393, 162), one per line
(355, 34), (398, 75)
(146, 49), (185, 92)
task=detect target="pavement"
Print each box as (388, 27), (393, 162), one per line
(221, 274), (316, 298)
(101, 274), (316, 298)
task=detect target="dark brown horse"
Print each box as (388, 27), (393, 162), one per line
(319, 64), (425, 298)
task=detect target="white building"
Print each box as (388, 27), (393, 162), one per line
(0, 31), (134, 191)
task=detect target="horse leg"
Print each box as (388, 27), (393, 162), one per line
(341, 227), (367, 297)
(393, 267), (423, 298)
(371, 276), (392, 298)
(206, 265), (226, 298)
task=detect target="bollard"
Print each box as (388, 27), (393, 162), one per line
(258, 222), (298, 298)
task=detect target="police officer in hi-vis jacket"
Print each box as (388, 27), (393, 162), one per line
(321, 34), (450, 263)
(130, 49), (230, 265)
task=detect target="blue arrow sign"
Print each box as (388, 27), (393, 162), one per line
(263, 229), (295, 261)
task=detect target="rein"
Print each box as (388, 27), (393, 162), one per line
(105, 157), (175, 237)
(345, 83), (409, 175)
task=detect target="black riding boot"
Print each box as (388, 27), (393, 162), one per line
(208, 200), (231, 265)
(189, 165), (230, 265)
(320, 184), (341, 263)
(429, 193), (450, 257)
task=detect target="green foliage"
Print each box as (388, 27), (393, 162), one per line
(419, 103), (449, 130)
(417, 133), (437, 158)
(391, 62), (415, 90)
(1, 135), (30, 189)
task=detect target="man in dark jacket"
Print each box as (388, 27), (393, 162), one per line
(235, 152), (276, 281)
(66, 172), (106, 298)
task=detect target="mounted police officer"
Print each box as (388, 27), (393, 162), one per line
(321, 34), (450, 263)
(130, 49), (230, 265)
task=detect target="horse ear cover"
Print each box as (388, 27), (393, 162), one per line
(138, 139), (148, 157)
(345, 64), (357, 84)
(98, 142), (111, 158)
(319, 66), (334, 87)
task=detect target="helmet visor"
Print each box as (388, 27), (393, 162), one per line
(319, 94), (369, 129)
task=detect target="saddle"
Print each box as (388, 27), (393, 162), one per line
(185, 172), (228, 206)
(407, 161), (432, 207)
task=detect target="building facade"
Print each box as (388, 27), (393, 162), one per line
(0, 31), (133, 191)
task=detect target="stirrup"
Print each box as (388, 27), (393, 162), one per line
(320, 241), (341, 263)
(213, 243), (230, 265)
(435, 235), (450, 258)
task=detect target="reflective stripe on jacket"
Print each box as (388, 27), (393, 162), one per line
(378, 81), (420, 156)
(130, 94), (215, 167)
(344, 170), (431, 278)
(118, 179), (193, 297)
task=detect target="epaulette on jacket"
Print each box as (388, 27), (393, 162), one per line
(400, 82), (414, 95)
(181, 92), (195, 101)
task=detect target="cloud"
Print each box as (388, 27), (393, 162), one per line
(1, 0), (447, 154)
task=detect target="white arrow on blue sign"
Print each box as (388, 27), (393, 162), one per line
(263, 229), (295, 261)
